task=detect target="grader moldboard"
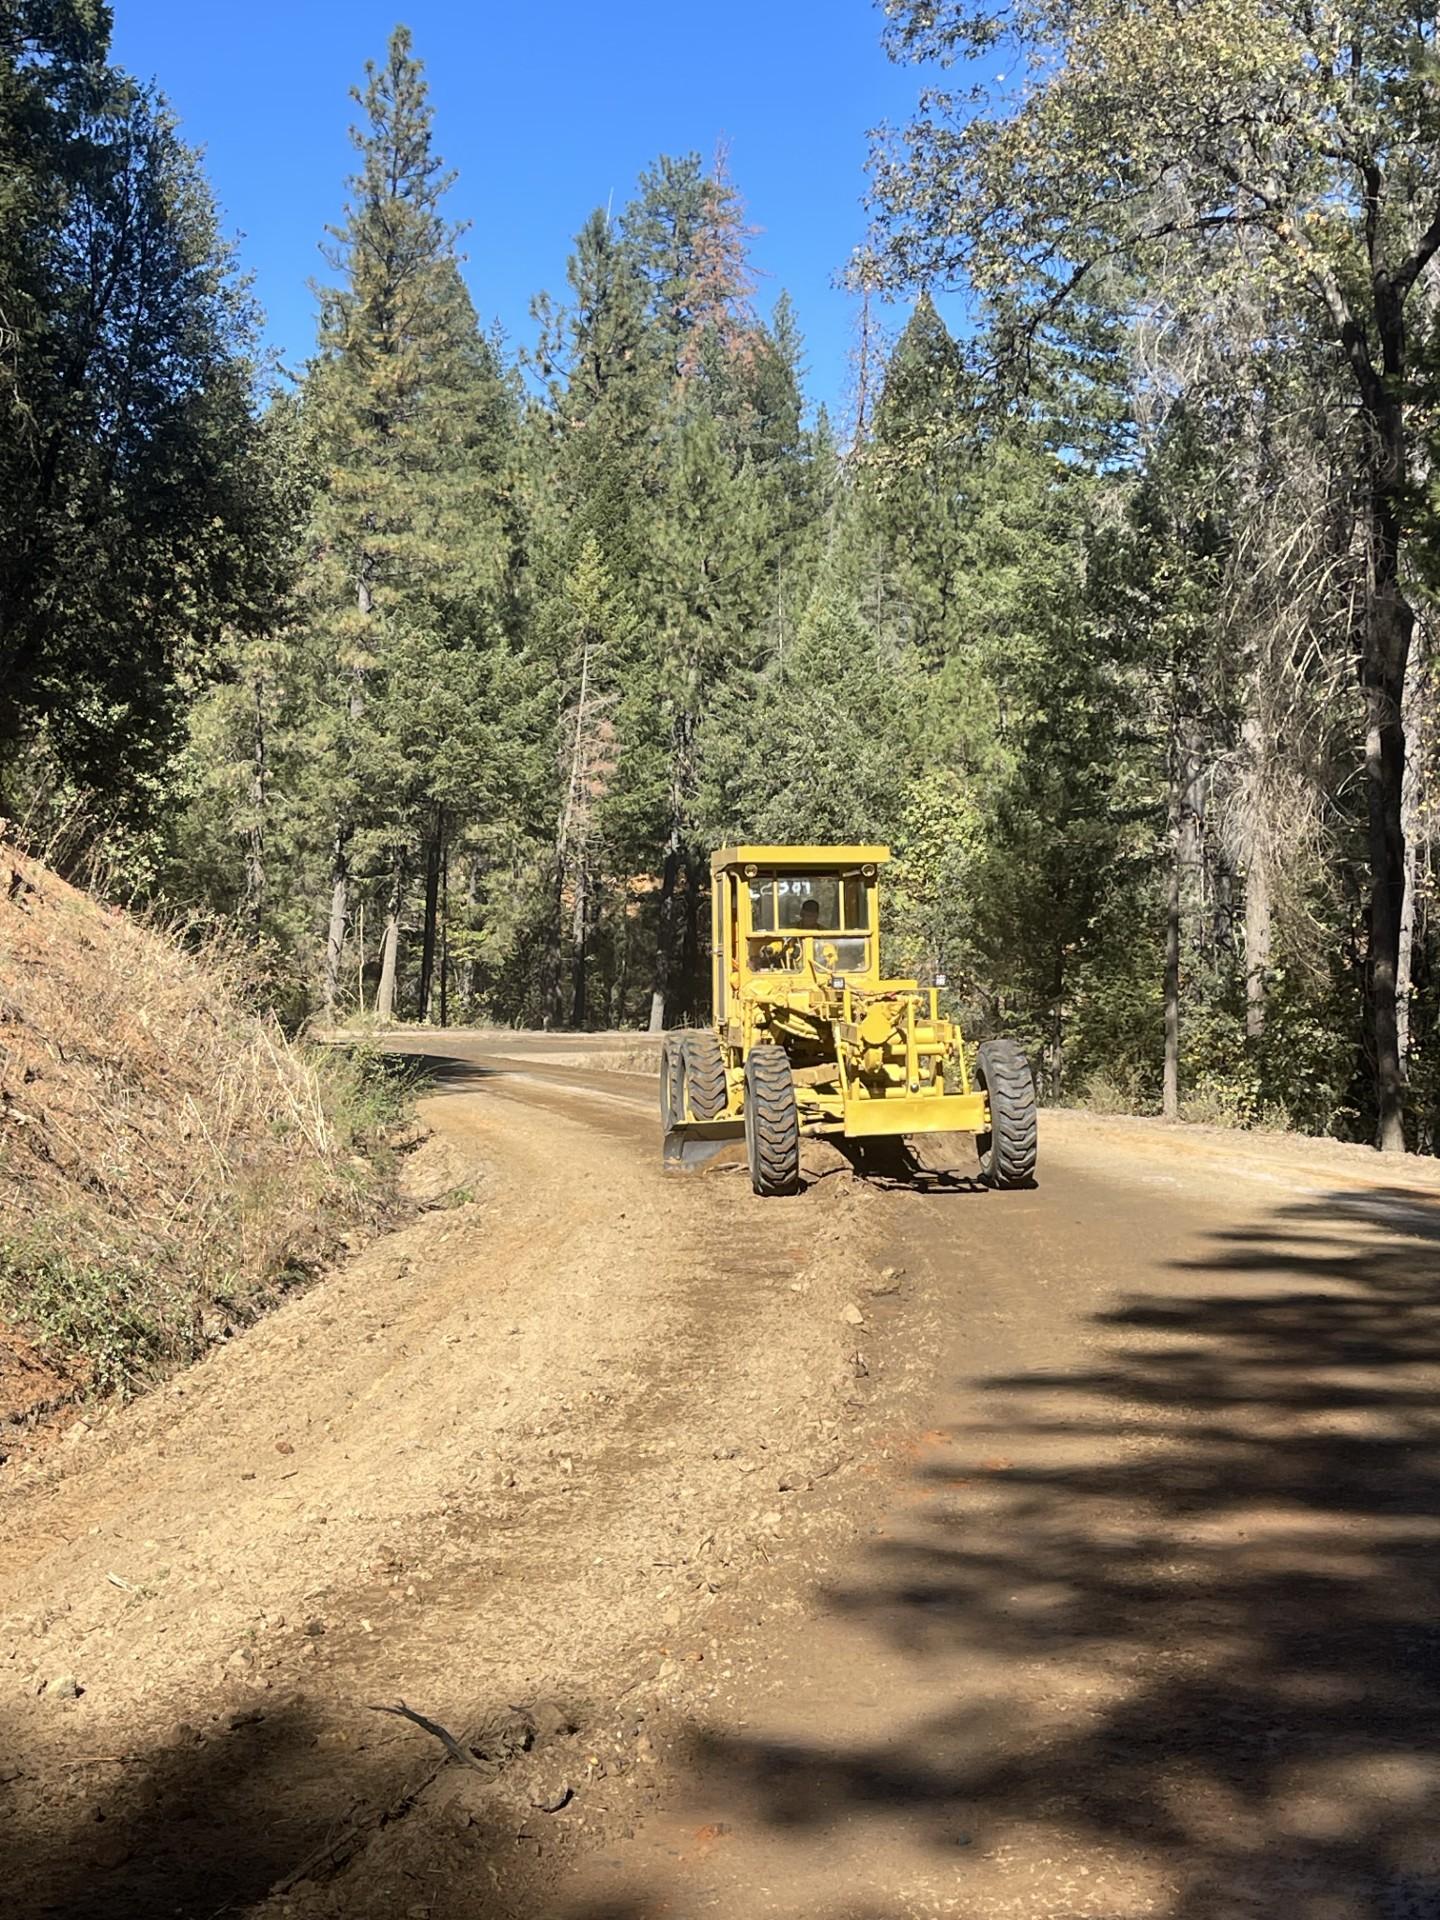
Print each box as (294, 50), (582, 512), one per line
(660, 844), (1038, 1196)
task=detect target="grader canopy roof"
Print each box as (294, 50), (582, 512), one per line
(710, 845), (891, 870)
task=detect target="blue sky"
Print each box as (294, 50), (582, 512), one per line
(108, 0), (937, 423)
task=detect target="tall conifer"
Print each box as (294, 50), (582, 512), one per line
(302, 28), (515, 1016)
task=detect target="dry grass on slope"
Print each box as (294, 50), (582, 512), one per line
(0, 842), (402, 1411)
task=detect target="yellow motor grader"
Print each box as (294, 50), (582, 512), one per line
(660, 844), (1037, 1195)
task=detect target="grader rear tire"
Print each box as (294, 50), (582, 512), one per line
(744, 1045), (800, 1196)
(680, 1031), (728, 1121)
(975, 1038), (1038, 1188)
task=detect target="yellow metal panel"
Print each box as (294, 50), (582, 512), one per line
(711, 844), (891, 873)
(669, 1117), (745, 1141)
(711, 865), (724, 1026)
(842, 1091), (989, 1139)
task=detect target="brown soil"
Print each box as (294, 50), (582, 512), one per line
(3, 1032), (1439, 1920)
(0, 1325), (73, 1430)
(0, 1036), (921, 1918)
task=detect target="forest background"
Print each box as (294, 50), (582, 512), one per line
(6, 0), (1440, 1152)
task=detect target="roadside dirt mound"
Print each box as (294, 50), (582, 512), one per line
(0, 840), (385, 1423)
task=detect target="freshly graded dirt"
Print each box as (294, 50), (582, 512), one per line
(3, 1033), (1439, 1920)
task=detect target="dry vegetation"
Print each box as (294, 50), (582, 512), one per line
(0, 841), (404, 1409)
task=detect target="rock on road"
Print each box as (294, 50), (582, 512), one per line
(2, 1030), (1439, 1920)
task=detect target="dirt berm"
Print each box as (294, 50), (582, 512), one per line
(0, 842), (388, 1422)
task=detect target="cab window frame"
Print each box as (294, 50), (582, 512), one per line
(747, 870), (871, 936)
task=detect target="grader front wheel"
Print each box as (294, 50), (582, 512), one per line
(975, 1038), (1038, 1188)
(743, 1045), (800, 1196)
(679, 1031), (728, 1120)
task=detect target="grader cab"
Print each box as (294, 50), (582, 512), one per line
(659, 844), (1038, 1196)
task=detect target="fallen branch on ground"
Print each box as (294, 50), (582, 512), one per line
(366, 1698), (486, 1770)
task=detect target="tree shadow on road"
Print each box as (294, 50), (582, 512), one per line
(2, 1694), (340, 1918)
(684, 1183), (1440, 1917)
(0, 1690), (661, 1920)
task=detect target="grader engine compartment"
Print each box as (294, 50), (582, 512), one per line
(660, 843), (1038, 1196)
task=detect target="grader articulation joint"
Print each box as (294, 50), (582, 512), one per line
(659, 844), (1038, 1196)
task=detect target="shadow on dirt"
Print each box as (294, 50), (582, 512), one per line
(838, 1136), (985, 1195)
(680, 1183), (1440, 1918)
(0, 1689), (668, 1920)
(2, 1695), (342, 1918)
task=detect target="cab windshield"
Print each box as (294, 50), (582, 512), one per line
(748, 872), (869, 933)
(747, 871), (871, 974)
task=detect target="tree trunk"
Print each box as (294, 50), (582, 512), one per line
(1397, 817), (1417, 1072)
(243, 671), (266, 933)
(464, 857), (482, 1010)
(648, 712), (694, 1034)
(439, 836), (450, 1029)
(1241, 707), (1272, 1042)
(648, 830), (682, 1034)
(376, 855), (404, 1023)
(570, 855), (589, 1028)
(1047, 954), (1064, 1103)
(614, 881), (633, 1027)
(1343, 274), (1415, 1152)
(1163, 818), (1181, 1121)
(1366, 670), (1408, 1152)
(1396, 623), (1424, 1073)
(323, 823), (349, 1021)
(1162, 715), (1203, 1119)
(322, 637), (367, 1019)
(417, 810), (443, 1022)
(1363, 471), (1412, 1153)
(680, 853), (704, 1024)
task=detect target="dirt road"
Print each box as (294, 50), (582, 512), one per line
(3, 1034), (1440, 1920)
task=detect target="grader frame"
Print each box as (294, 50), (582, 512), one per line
(660, 844), (1038, 1195)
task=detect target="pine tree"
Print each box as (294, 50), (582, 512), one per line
(301, 28), (518, 1017)
(0, 2), (273, 826)
(623, 150), (758, 390)
(552, 535), (636, 1024)
(529, 207), (660, 606)
(864, 295), (972, 671)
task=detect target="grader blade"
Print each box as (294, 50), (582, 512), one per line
(662, 1119), (744, 1173)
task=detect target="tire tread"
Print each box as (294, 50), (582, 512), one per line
(976, 1038), (1038, 1188)
(744, 1045), (800, 1196)
(680, 1030), (728, 1121)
